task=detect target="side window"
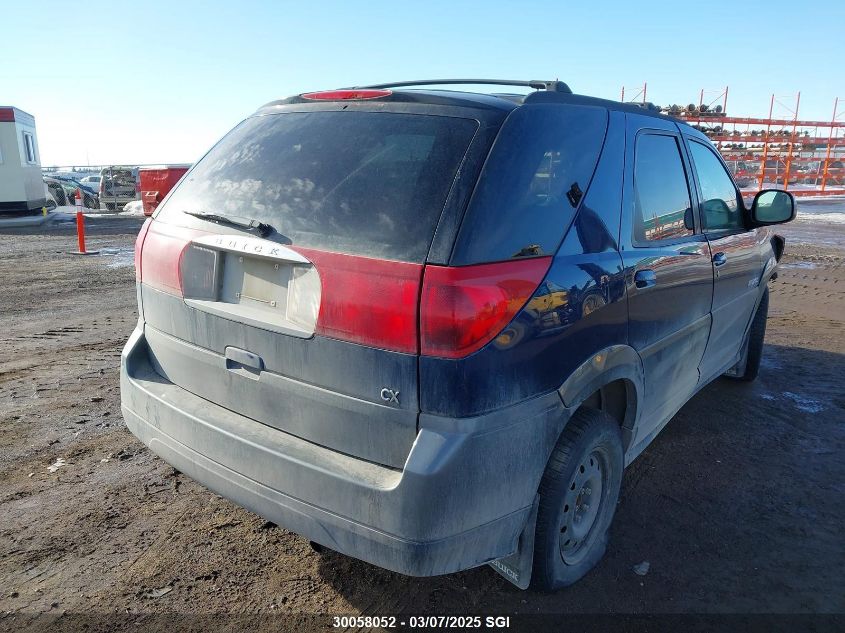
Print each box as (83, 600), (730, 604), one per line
(22, 132), (37, 164)
(689, 141), (743, 231)
(633, 134), (693, 243)
(451, 104), (608, 264)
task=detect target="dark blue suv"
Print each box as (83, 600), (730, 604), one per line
(121, 80), (795, 590)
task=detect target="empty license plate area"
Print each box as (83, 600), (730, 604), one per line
(222, 253), (289, 311)
(181, 235), (321, 338)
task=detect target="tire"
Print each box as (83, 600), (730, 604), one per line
(493, 321), (526, 349)
(532, 408), (624, 590)
(733, 288), (768, 382)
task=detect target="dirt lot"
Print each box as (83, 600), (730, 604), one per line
(1, 215), (843, 631)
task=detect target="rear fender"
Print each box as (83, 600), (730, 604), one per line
(491, 345), (643, 588)
(557, 345), (644, 453)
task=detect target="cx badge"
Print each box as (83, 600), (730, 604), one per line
(380, 388), (400, 405)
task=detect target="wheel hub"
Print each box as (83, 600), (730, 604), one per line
(559, 450), (605, 564)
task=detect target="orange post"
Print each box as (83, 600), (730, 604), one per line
(821, 97), (839, 193)
(75, 188), (87, 254)
(757, 94), (775, 192)
(781, 93), (801, 192)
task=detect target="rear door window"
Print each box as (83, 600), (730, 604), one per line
(450, 104), (608, 265)
(633, 134), (694, 243)
(157, 111), (479, 263)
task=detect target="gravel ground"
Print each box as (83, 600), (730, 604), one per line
(0, 216), (843, 632)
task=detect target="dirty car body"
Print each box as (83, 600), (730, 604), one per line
(121, 81), (794, 587)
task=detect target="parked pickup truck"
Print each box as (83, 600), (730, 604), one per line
(98, 166), (138, 211)
(122, 79), (795, 590)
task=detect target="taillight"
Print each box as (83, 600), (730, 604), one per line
(300, 89), (392, 100)
(135, 223), (549, 359)
(137, 222), (197, 295)
(294, 248), (421, 354)
(134, 218), (152, 281)
(420, 257), (552, 359)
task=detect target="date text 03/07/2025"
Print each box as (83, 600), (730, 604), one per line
(331, 615), (512, 629)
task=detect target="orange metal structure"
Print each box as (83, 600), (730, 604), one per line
(634, 86), (845, 197)
(671, 88), (845, 196)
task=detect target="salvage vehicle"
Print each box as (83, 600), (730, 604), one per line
(45, 175), (98, 208)
(43, 177), (69, 207)
(98, 166), (138, 210)
(80, 175), (101, 188)
(122, 80), (795, 590)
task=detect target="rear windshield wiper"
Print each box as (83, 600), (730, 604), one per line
(182, 211), (275, 238)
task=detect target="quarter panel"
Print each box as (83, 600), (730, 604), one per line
(419, 111), (627, 418)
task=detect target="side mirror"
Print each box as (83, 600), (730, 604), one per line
(701, 198), (733, 230)
(751, 189), (795, 225)
(683, 207), (695, 230)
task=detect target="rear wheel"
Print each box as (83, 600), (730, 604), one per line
(532, 408), (623, 590)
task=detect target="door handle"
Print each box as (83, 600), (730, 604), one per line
(634, 269), (657, 289)
(713, 252), (728, 267)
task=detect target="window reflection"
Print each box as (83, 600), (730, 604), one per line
(453, 105), (608, 264)
(158, 112), (478, 262)
(633, 134), (693, 243)
(689, 141), (742, 231)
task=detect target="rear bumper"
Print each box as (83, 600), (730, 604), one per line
(100, 196), (136, 208)
(120, 326), (567, 576)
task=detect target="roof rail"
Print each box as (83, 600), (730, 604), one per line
(351, 79), (573, 94)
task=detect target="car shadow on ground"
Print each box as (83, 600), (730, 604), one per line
(314, 343), (845, 615)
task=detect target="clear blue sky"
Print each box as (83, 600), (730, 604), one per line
(3, 0), (843, 166)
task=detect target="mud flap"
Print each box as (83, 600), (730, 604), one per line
(488, 495), (538, 589)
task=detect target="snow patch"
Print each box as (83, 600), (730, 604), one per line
(780, 262), (818, 270)
(98, 246), (134, 268)
(796, 211), (845, 225)
(47, 458), (67, 473)
(782, 392), (824, 414)
(122, 200), (145, 215)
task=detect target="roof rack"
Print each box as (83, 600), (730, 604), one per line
(351, 79), (573, 94)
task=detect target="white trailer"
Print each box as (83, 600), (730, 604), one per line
(0, 107), (46, 214)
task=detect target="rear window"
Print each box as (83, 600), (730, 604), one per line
(157, 111), (479, 262)
(102, 168), (135, 188)
(451, 104), (608, 265)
